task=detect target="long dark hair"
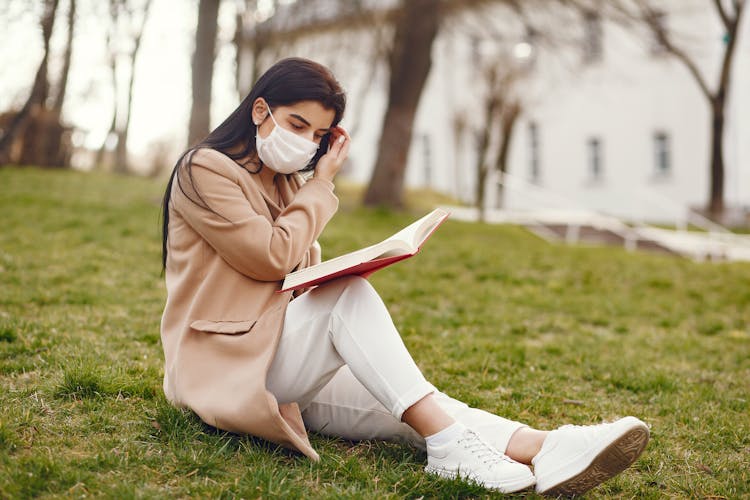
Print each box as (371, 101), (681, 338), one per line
(161, 57), (346, 270)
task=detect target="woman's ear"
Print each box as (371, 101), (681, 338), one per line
(252, 98), (268, 126)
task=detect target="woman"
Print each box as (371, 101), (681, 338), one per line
(160, 57), (649, 495)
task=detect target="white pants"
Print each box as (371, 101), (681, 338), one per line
(266, 276), (524, 453)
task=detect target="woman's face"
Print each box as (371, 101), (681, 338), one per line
(252, 98), (335, 145)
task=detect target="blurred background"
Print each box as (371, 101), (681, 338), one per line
(1, 0), (748, 236)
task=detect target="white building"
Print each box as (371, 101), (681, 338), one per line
(240, 0), (750, 224)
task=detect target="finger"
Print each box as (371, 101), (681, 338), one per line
(338, 135), (350, 159)
(328, 133), (346, 158)
(336, 125), (350, 140)
(330, 126), (349, 145)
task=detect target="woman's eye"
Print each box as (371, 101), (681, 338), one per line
(290, 123), (304, 130)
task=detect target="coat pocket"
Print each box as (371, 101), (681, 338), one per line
(189, 319), (257, 335)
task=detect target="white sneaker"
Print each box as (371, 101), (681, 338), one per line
(425, 427), (536, 493)
(532, 416), (650, 496)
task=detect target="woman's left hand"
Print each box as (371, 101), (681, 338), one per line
(314, 126), (350, 183)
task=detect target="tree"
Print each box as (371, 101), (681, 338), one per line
(364, 0), (568, 208)
(39, 0), (77, 167)
(233, 1), (278, 95)
(0, 0), (79, 168)
(96, 1), (121, 170)
(115, 0), (152, 173)
(614, 0), (747, 218)
(0, 0), (60, 165)
(188, 0), (221, 146)
(463, 42), (527, 221)
(97, 0), (153, 173)
(362, 0), (440, 208)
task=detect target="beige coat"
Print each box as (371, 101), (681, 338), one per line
(160, 148), (338, 460)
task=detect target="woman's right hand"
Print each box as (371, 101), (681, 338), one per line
(314, 126), (350, 183)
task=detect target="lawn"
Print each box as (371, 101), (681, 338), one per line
(1, 167), (748, 498)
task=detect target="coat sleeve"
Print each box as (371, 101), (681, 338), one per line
(171, 157), (338, 282)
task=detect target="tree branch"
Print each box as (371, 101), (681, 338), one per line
(716, 0), (746, 99)
(659, 33), (714, 101)
(712, 0), (732, 30)
(628, 0), (714, 101)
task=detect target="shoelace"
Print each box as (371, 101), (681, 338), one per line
(457, 429), (515, 466)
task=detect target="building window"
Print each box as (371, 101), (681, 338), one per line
(583, 11), (603, 63)
(653, 131), (671, 176)
(528, 121), (540, 183)
(587, 137), (603, 181)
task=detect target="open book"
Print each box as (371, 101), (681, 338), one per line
(280, 208), (450, 293)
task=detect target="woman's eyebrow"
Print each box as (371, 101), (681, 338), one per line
(289, 113), (330, 132)
(289, 113), (311, 126)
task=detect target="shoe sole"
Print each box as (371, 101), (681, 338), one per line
(539, 421), (650, 497)
(425, 465), (536, 493)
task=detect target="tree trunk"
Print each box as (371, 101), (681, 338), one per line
(708, 97), (725, 216)
(363, 0), (440, 208)
(52, 0), (76, 115)
(0, 0), (59, 165)
(96, 2), (119, 171)
(96, 66), (118, 170)
(114, 0), (153, 174)
(248, 30), (268, 89)
(475, 156), (489, 222)
(115, 128), (129, 174)
(188, 0), (221, 146)
(233, 9), (244, 93)
(42, 0), (76, 167)
(493, 102), (521, 210)
(704, 2), (744, 217)
(474, 95), (497, 223)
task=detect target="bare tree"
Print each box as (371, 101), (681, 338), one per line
(233, 1), (254, 92)
(233, 0), (277, 94)
(363, 0), (559, 208)
(0, 0), (60, 165)
(492, 100), (521, 207)
(115, 0), (152, 173)
(471, 61), (523, 221)
(188, 0), (221, 146)
(96, 1), (120, 170)
(96, 0), (152, 173)
(613, 0), (747, 218)
(38, 0), (77, 167)
(446, 4), (569, 218)
(363, 0), (440, 208)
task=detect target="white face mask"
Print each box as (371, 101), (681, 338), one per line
(255, 106), (320, 174)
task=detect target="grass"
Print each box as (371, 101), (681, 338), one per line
(0, 166), (748, 498)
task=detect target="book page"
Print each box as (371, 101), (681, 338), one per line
(280, 208), (449, 292)
(380, 209), (448, 256)
(285, 238), (405, 289)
